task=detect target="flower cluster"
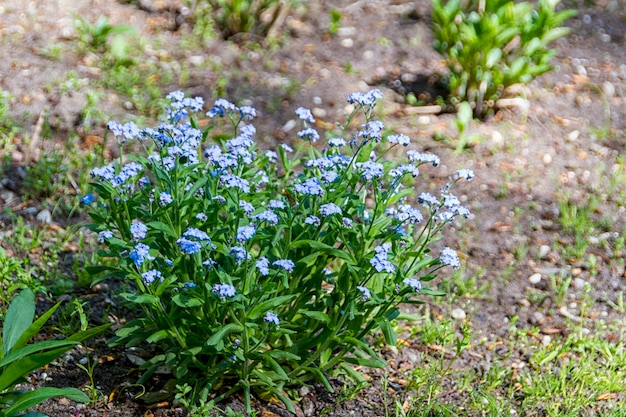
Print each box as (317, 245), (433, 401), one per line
(84, 89), (473, 413)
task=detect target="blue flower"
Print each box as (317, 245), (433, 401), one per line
(159, 191), (173, 206)
(256, 256), (270, 276)
(130, 221), (148, 241)
(387, 134), (411, 146)
(230, 246), (250, 263)
(298, 127), (320, 143)
(319, 203), (342, 217)
(355, 161), (384, 181)
(142, 269), (162, 284)
(440, 247), (461, 269)
(294, 178), (324, 197)
(236, 224), (256, 242)
(346, 89), (383, 106)
(342, 217), (353, 229)
(272, 259), (295, 272)
(80, 193), (95, 206)
(403, 278), (422, 292)
(220, 173), (250, 194)
(389, 164), (420, 178)
(239, 201), (255, 215)
(328, 137), (346, 147)
(130, 243), (154, 267)
(295, 107), (315, 123)
(356, 286), (371, 301)
(239, 106), (256, 120)
(264, 312), (280, 328)
(370, 243), (395, 273)
(305, 216), (320, 226)
(212, 283), (236, 300)
(269, 200), (286, 210)
(177, 237), (202, 254)
(418, 192), (439, 208)
(97, 230), (114, 243)
(407, 150), (440, 167)
(280, 144), (294, 153)
(387, 204), (423, 224)
(454, 169), (475, 181)
(253, 210), (279, 226)
(264, 150), (278, 163)
(196, 212), (208, 221)
(183, 227), (211, 241)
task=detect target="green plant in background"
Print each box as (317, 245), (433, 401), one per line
(431, 0), (576, 117)
(74, 16), (136, 55)
(328, 8), (342, 36)
(83, 90), (473, 413)
(202, 0), (295, 40)
(0, 289), (111, 417)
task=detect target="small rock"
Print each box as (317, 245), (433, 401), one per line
(576, 65), (587, 77)
(532, 311), (546, 325)
(451, 308), (466, 320)
(312, 107), (326, 118)
(528, 273), (542, 284)
(58, 398), (70, 406)
(282, 119), (297, 132)
(299, 386), (310, 397)
(417, 115), (430, 124)
(567, 130), (580, 141)
(491, 130), (504, 145)
(571, 267), (583, 277)
(36, 209), (52, 224)
(602, 81), (615, 98)
(542, 153), (552, 164)
(518, 298), (531, 307)
(538, 245), (551, 259)
(541, 335), (551, 346)
(312, 96), (322, 105)
(340, 38), (354, 48)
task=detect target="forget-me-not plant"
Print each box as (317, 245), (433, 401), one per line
(84, 89), (473, 413)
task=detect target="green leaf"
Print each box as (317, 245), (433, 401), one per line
(2, 387), (88, 416)
(377, 319), (397, 345)
(146, 329), (173, 344)
(172, 293), (203, 308)
(120, 293), (160, 305)
(291, 240), (354, 263)
(0, 340), (78, 369)
(300, 311), (330, 324)
(485, 48), (502, 68)
(266, 350), (301, 361)
(247, 295), (296, 320)
(146, 221), (177, 238)
(206, 323), (242, 351)
(11, 301), (63, 354)
(3, 289), (36, 356)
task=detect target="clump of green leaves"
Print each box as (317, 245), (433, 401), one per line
(84, 90), (473, 413)
(432, 0), (576, 117)
(200, 0), (295, 40)
(74, 15), (136, 55)
(0, 289), (111, 417)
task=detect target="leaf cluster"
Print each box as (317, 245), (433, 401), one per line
(432, 0), (576, 117)
(84, 91), (471, 413)
(0, 289), (111, 417)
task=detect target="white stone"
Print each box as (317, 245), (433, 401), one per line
(451, 308), (466, 320)
(542, 153), (552, 164)
(528, 273), (542, 284)
(341, 38), (354, 48)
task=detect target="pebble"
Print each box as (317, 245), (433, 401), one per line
(36, 209), (52, 224)
(576, 65), (587, 77)
(542, 335), (551, 346)
(600, 34), (611, 43)
(567, 130), (580, 141)
(528, 273), (542, 284)
(573, 277), (586, 290)
(282, 119), (296, 132)
(532, 311), (546, 325)
(491, 130), (504, 145)
(417, 115), (430, 124)
(341, 38), (354, 48)
(312, 107), (326, 118)
(188, 55), (204, 66)
(538, 245), (551, 259)
(363, 50), (374, 60)
(602, 81), (615, 98)
(451, 308), (466, 320)
(542, 153), (552, 164)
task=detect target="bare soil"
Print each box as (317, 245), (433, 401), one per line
(1, 0), (626, 416)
